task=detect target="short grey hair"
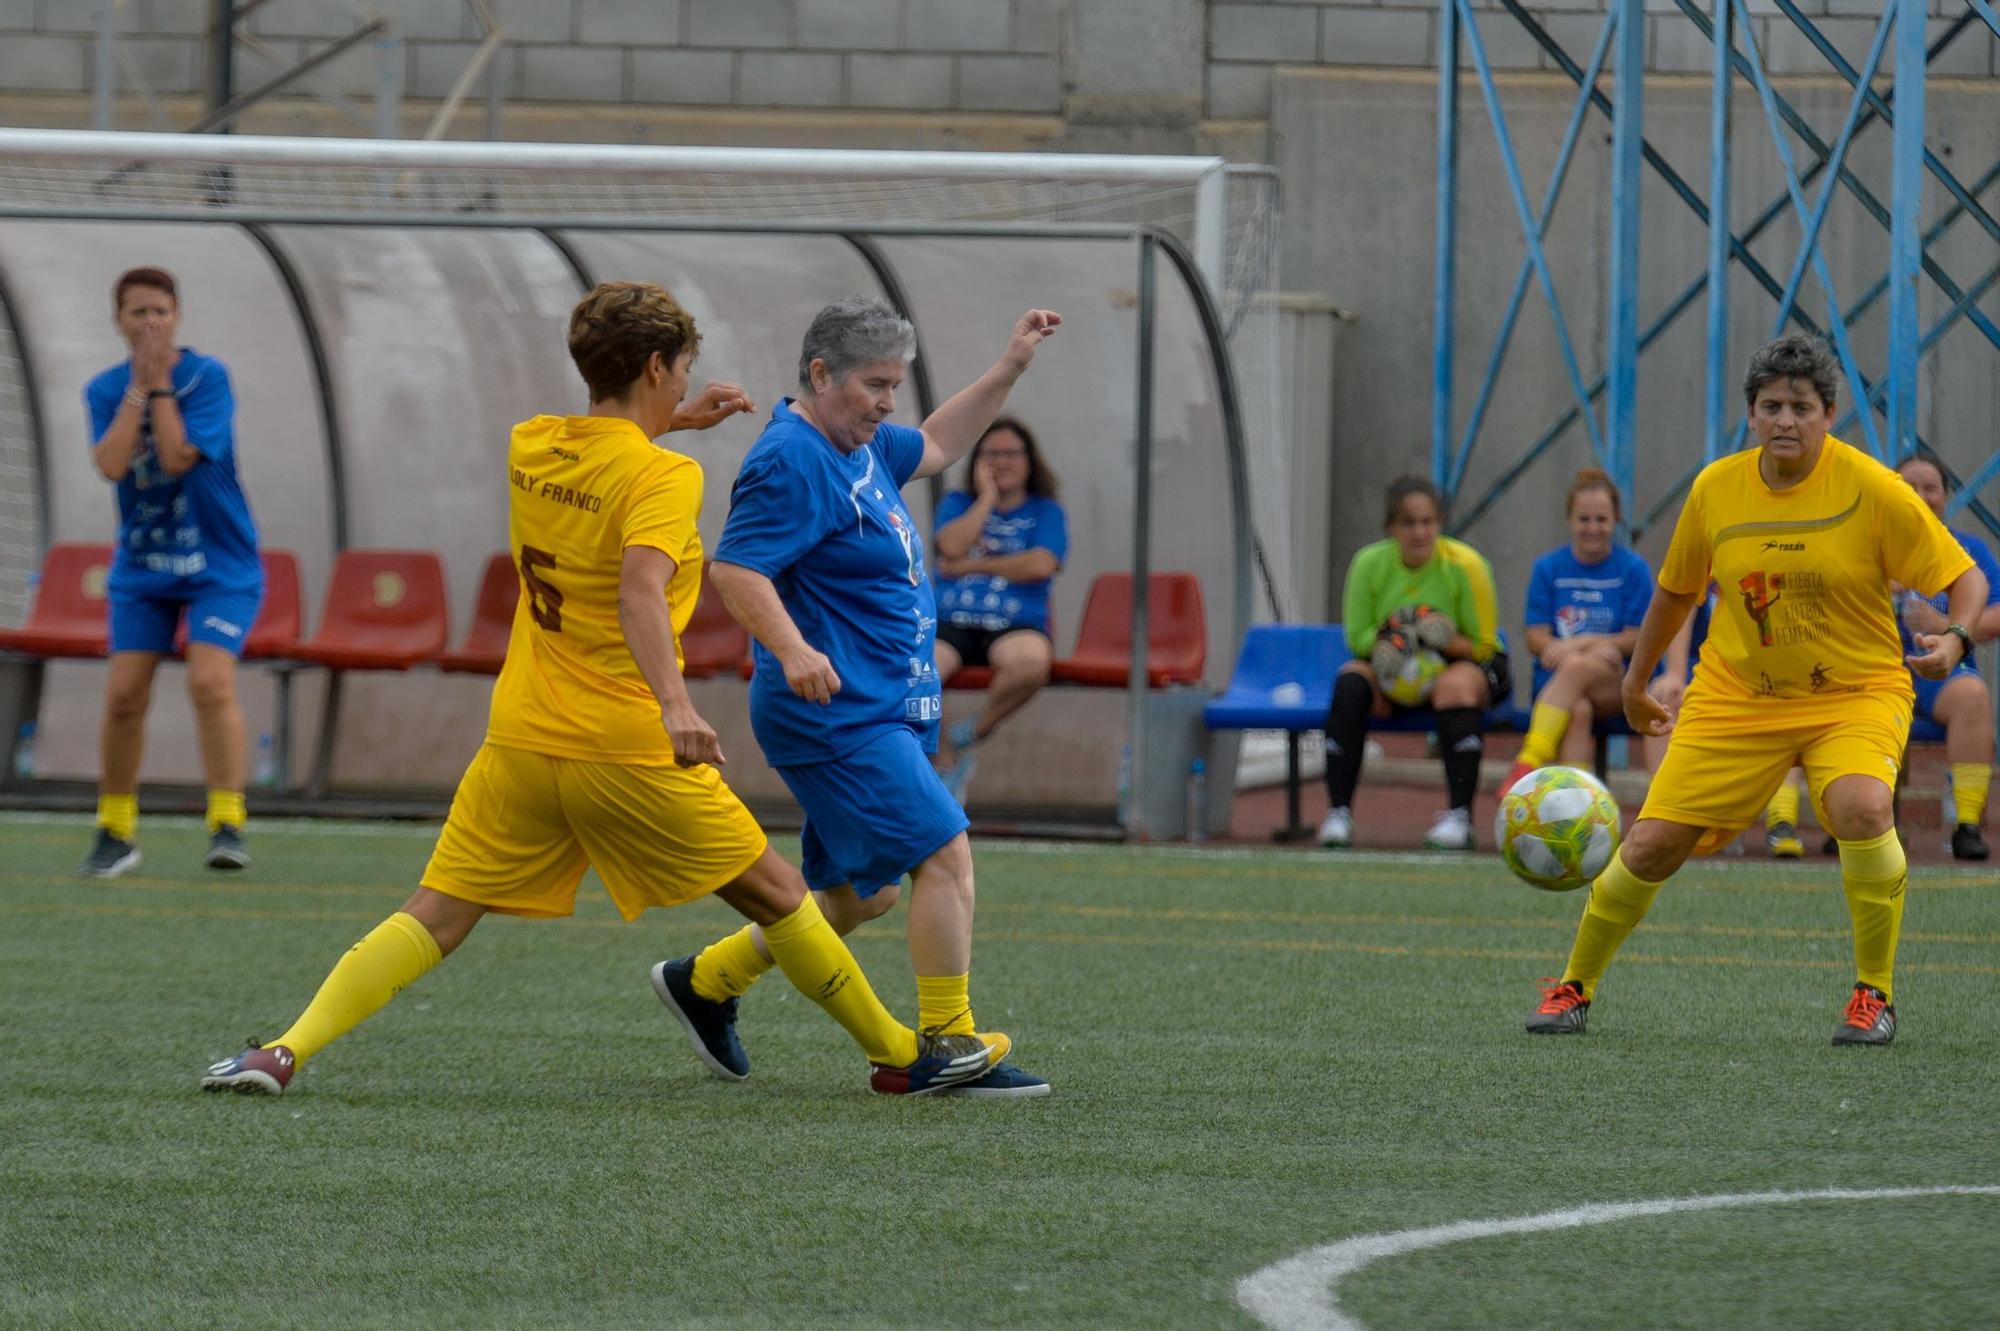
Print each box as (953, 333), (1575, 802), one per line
(797, 295), (915, 392)
(1742, 333), (1840, 409)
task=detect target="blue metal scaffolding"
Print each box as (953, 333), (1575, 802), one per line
(1434, 0), (2000, 542)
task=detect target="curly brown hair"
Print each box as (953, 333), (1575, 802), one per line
(567, 281), (701, 402)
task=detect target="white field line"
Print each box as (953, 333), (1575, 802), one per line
(4, 813), (1992, 877)
(1236, 1185), (2000, 1331)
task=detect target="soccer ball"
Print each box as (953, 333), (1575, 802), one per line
(1495, 766), (1621, 892)
(1375, 607), (1448, 706)
(1381, 646), (1446, 706)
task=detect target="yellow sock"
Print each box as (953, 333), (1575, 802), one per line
(1515, 701), (1571, 770)
(269, 911), (443, 1064)
(1561, 850), (1666, 999)
(1950, 762), (1991, 828)
(206, 789), (246, 835)
(916, 973), (975, 1036)
(98, 792), (138, 842)
(691, 926), (775, 1001)
(761, 894), (917, 1067)
(1839, 829), (1906, 1002)
(1765, 780), (1801, 828)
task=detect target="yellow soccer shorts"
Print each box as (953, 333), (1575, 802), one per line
(420, 742), (767, 920)
(1640, 684), (1912, 856)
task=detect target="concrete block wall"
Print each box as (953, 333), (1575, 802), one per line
(5, 2), (1994, 120)
(0, 0), (1064, 113)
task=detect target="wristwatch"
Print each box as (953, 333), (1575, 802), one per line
(146, 388), (176, 400)
(1945, 623), (1976, 662)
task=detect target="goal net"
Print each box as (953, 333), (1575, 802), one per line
(0, 129), (1289, 631)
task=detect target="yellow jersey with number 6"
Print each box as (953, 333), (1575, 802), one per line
(485, 414), (703, 764)
(1657, 436), (1970, 704)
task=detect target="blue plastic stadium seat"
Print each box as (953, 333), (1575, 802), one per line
(1204, 624), (1345, 840)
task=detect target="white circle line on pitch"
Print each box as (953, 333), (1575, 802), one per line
(1236, 1185), (2000, 1331)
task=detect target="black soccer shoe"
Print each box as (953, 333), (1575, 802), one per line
(1831, 983), (1896, 1047)
(206, 824), (251, 871)
(1950, 823), (1990, 862)
(650, 956), (748, 1080)
(1526, 978), (1589, 1035)
(77, 828), (141, 879)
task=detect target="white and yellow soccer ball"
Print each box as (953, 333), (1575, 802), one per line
(1374, 609), (1449, 707)
(1495, 766), (1621, 892)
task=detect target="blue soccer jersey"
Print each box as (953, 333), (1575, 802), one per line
(932, 490), (1067, 634)
(1898, 527), (2000, 664)
(1523, 543), (1654, 694)
(714, 400), (941, 765)
(85, 348), (260, 597)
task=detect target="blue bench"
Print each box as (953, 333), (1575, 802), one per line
(1204, 624), (1529, 840)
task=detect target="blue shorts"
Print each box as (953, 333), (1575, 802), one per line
(1911, 662), (1982, 725)
(108, 584), (264, 657)
(775, 726), (970, 897)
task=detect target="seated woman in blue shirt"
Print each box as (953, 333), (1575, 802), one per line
(930, 417), (1067, 803)
(1504, 468), (1656, 791)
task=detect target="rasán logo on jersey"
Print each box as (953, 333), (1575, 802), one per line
(1760, 539), (1806, 552)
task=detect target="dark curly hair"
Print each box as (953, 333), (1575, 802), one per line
(1742, 333), (1839, 411)
(567, 281), (701, 402)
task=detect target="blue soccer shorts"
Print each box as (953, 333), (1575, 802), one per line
(109, 583), (264, 657)
(776, 725), (970, 896)
(1910, 661), (1983, 725)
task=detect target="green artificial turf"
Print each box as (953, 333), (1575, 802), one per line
(1, 814), (1995, 1329)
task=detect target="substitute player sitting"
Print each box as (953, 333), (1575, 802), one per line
(1526, 334), (1988, 1047)
(201, 282), (1003, 1096)
(1892, 454), (2000, 861)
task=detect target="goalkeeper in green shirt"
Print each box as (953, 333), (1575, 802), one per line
(1321, 476), (1509, 849)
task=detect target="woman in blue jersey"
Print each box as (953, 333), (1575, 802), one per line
(78, 267), (263, 879)
(930, 417), (1067, 803)
(1504, 468), (1654, 791)
(666, 296), (1060, 1098)
(1893, 455), (1999, 860)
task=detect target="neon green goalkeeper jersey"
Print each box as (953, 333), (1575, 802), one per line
(1342, 536), (1498, 660)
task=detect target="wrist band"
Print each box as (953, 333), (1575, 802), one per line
(147, 388), (176, 400)
(1946, 624), (1975, 660)
(122, 386), (147, 409)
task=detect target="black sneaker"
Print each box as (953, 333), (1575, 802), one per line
(1831, 982), (1896, 1046)
(77, 828), (141, 879)
(1950, 823), (1990, 862)
(650, 956), (748, 1080)
(1820, 833), (1840, 857)
(206, 824), (250, 870)
(1525, 977), (1589, 1035)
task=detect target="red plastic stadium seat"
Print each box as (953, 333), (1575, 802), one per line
(0, 543), (113, 658)
(289, 550), (449, 671)
(942, 607), (1057, 690)
(437, 552), (518, 676)
(1050, 573), (1206, 687)
(242, 549), (304, 659)
(681, 567), (749, 679)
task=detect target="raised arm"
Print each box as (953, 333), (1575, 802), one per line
(710, 560), (842, 705)
(913, 309), (1060, 480)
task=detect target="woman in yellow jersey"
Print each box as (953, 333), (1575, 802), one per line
(200, 282), (1004, 1097)
(1526, 334), (1987, 1047)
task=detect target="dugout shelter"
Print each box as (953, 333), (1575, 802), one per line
(0, 129), (1268, 836)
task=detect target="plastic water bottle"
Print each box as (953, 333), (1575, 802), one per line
(1942, 768), (1957, 828)
(1185, 758), (1208, 843)
(12, 721), (35, 781)
(1115, 743), (1132, 826)
(253, 731), (277, 787)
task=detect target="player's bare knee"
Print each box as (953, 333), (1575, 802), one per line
(718, 848), (809, 925)
(1620, 819), (1696, 881)
(1432, 663), (1485, 708)
(913, 833), (975, 903)
(1823, 777), (1894, 841)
